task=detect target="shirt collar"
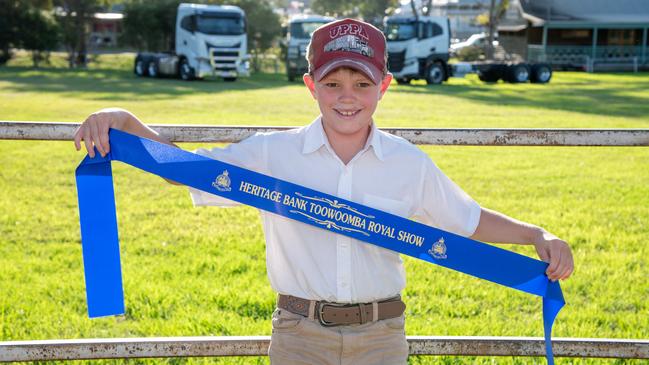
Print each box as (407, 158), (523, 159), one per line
(302, 116), (384, 161)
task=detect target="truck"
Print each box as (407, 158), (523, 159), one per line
(383, 15), (552, 85)
(134, 3), (250, 81)
(284, 15), (334, 81)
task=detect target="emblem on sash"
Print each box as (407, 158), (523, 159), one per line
(428, 238), (447, 259)
(212, 170), (231, 192)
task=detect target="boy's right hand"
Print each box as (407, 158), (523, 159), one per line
(74, 108), (131, 158)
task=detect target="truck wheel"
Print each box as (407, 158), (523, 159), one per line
(179, 59), (195, 81)
(506, 64), (529, 83)
(477, 64), (503, 83)
(530, 64), (552, 84)
(425, 62), (445, 85)
(147, 61), (159, 78)
(223, 77), (237, 82)
(134, 58), (147, 77)
(396, 78), (410, 85)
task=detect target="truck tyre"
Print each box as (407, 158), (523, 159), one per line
(147, 61), (159, 78)
(506, 63), (529, 83)
(396, 78), (410, 85)
(530, 64), (552, 84)
(134, 57), (147, 77)
(223, 77), (237, 82)
(179, 58), (195, 81)
(477, 64), (503, 83)
(425, 62), (445, 85)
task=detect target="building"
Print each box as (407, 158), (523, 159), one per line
(89, 12), (123, 48)
(498, 0), (649, 70)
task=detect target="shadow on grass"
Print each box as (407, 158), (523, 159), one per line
(2, 65), (649, 121)
(390, 73), (649, 121)
(0, 66), (293, 101)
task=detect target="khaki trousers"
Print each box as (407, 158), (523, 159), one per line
(268, 308), (409, 365)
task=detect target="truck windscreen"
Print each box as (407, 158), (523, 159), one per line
(385, 22), (416, 41)
(196, 13), (245, 35)
(290, 22), (327, 39)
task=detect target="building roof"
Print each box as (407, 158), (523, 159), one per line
(519, 0), (649, 24)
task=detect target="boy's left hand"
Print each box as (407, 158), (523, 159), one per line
(533, 231), (574, 282)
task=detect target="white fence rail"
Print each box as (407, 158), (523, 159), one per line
(2, 121), (649, 146)
(1, 337), (648, 362)
(1, 121), (648, 362)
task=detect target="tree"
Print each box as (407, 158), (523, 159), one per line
(0, 0), (28, 64)
(232, 0), (281, 72)
(122, 0), (180, 52)
(312, 0), (398, 25)
(476, 0), (509, 59)
(22, 8), (61, 67)
(0, 0), (60, 66)
(54, 0), (104, 68)
(408, 0), (433, 17)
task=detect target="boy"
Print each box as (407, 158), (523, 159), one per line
(74, 18), (573, 365)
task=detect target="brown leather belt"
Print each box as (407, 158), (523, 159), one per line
(277, 294), (406, 327)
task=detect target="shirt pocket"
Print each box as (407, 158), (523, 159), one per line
(363, 193), (410, 218)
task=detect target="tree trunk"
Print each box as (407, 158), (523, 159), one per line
(62, 0), (91, 68)
(486, 0), (496, 60)
(410, 0), (418, 18)
(423, 0), (433, 16)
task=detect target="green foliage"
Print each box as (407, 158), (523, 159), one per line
(0, 1), (22, 63)
(455, 45), (483, 62)
(1, 58), (648, 364)
(0, 0), (59, 65)
(234, 0), (281, 53)
(54, 0), (104, 68)
(311, 0), (398, 24)
(122, 0), (180, 52)
(22, 9), (61, 67)
(475, 0), (509, 26)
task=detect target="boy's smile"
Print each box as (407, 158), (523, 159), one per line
(304, 68), (392, 142)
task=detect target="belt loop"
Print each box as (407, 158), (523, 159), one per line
(358, 303), (367, 324)
(308, 300), (316, 320)
(372, 301), (378, 322)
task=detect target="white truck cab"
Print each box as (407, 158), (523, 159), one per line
(135, 3), (250, 81)
(384, 15), (451, 84)
(285, 14), (334, 81)
(383, 14), (551, 85)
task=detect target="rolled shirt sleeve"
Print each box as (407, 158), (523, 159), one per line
(411, 157), (481, 237)
(189, 133), (267, 207)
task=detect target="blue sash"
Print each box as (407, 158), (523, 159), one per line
(76, 129), (564, 364)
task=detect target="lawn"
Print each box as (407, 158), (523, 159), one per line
(1, 54), (648, 364)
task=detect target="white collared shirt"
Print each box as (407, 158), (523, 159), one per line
(189, 117), (481, 303)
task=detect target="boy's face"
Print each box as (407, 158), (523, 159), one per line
(304, 68), (392, 138)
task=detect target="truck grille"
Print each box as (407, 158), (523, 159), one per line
(213, 50), (239, 58)
(388, 51), (405, 73)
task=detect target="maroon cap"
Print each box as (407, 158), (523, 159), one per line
(310, 18), (386, 84)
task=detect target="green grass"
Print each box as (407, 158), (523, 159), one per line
(1, 53), (648, 364)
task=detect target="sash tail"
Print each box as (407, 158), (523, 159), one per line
(75, 154), (125, 317)
(543, 281), (566, 365)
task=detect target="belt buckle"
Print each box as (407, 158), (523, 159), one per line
(317, 301), (346, 327)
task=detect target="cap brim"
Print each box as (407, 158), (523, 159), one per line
(314, 58), (383, 85)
